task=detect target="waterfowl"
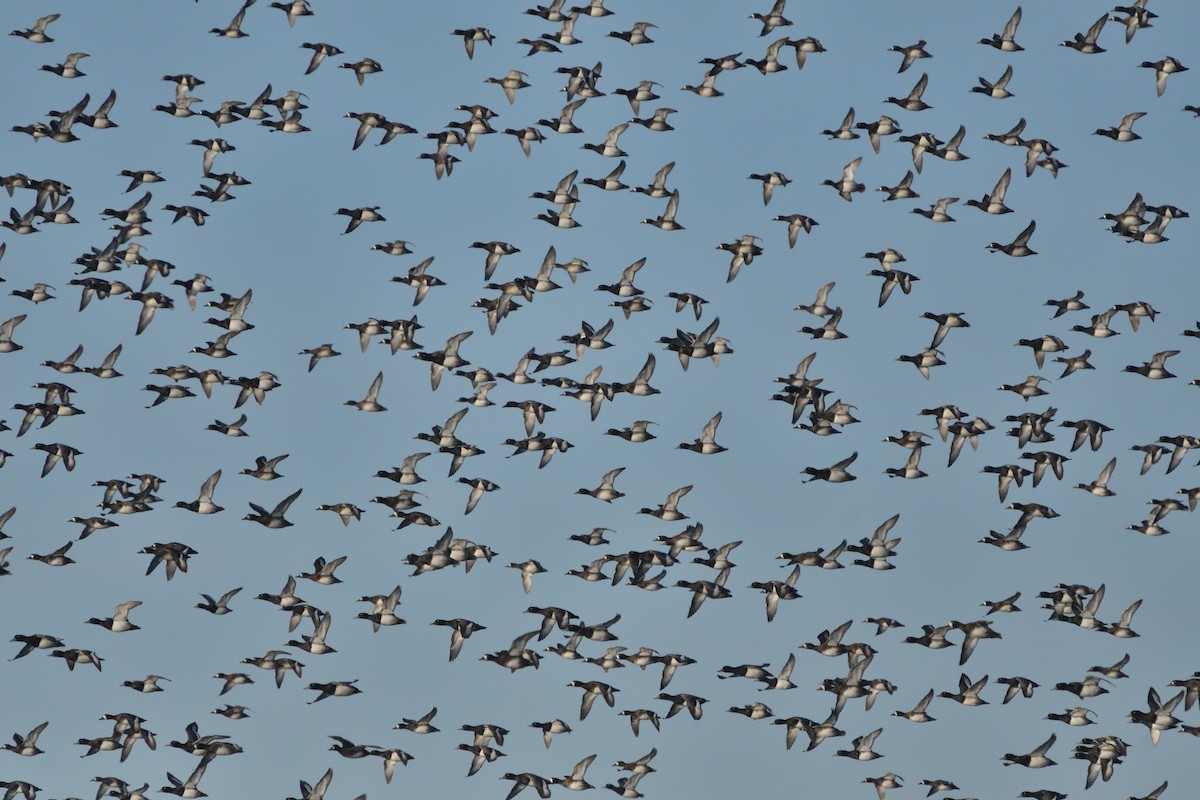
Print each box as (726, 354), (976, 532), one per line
(878, 170), (918, 201)
(551, 753), (596, 791)
(748, 171), (791, 206)
(973, 64), (1014, 98)
(211, 0), (252, 37)
(50, 646), (105, 673)
(606, 419), (656, 443)
(1140, 56), (1187, 96)
(505, 432), (571, 469)
(1146, 496), (1186, 525)
(501, 559), (544, 594)
(502, 772), (553, 800)
(609, 22), (656, 45)
(554, 323), (609, 368)
(1058, 418), (1111, 452)
(518, 35), (561, 55)
(32, 441), (81, 477)
(757, 652), (797, 691)
(1, 206), (40, 234)
(595, 258), (648, 300)
(717, 234), (763, 281)
(965, 168), (1013, 215)
(1072, 307), (1120, 338)
(692, 539), (741, 573)
(789, 36), (827, 68)
(161, 203), (207, 228)
(140, 542), (197, 580)
(1046, 706), (1096, 727)
(849, 113), (897, 153)
(244, 487), (301, 528)
(1115, 300), (1158, 331)
(770, 214), (818, 251)
(987, 219), (1037, 256)
(555, 63), (601, 101)
(1102, 597), (1142, 638)
(682, 72), (723, 98)
(1114, 0), (1157, 42)
(538, 202), (580, 229)
(658, 691), (708, 719)
(890, 41), (931, 73)
(1095, 111), (1146, 142)
(307, 679), (360, 703)
(10, 633), (64, 660)
(751, 0), (792, 36)
(1075, 735), (1130, 787)
(867, 264), (917, 307)
(526, 0), (567, 20)
(340, 57), (382, 85)
(679, 412), (727, 454)
(981, 6), (1023, 51)
(10, 281), (57, 303)
(298, 41), (342, 74)
(821, 108), (861, 144)
(951, 620), (1003, 665)
(785, 711), (844, 751)
(836, 727), (883, 760)
(913, 197), (958, 222)
(1003, 733), (1057, 767)
(800, 307), (846, 340)
(804, 451), (858, 483)
(882, 443), (926, 477)
(10, 13), (60, 43)
(792, 284), (838, 320)
(193, 585), (242, 617)
(861, 773), (903, 800)
(1014, 336), (1069, 372)
(2, 722), (48, 758)
(41, 51), (88, 79)
(103, 191), (154, 225)
(614, 80), (661, 115)
(416, 331), (472, 390)
(335, 206), (384, 235)
(824, 157), (864, 201)
(747, 37), (790, 74)
(173, 470), (223, 515)
(885, 73), (932, 111)
(87, 600), (143, 633)
(1061, 12), (1108, 53)
(1125, 350), (1178, 379)
(918, 312), (967, 348)
(642, 189), (683, 230)
(571, 466), (624, 504)
(452, 26), (494, 59)
(341, 371), (386, 412)
(898, 131), (941, 173)
(1125, 210), (1173, 243)
(339, 111), (387, 151)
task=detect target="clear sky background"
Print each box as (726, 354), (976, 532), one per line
(1, 1), (1198, 798)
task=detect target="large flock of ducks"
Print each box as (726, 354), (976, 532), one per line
(0, 1), (1197, 799)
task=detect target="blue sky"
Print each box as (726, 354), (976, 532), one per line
(1, 1), (1198, 798)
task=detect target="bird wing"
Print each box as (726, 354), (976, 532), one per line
(833, 451), (859, 469)
(843, 157), (863, 181)
(995, 8), (1020, 41)
(663, 189), (680, 220)
(1096, 457), (1117, 487)
(364, 371), (384, 403)
(272, 487), (303, 517)
(665, 485), (693, 509)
